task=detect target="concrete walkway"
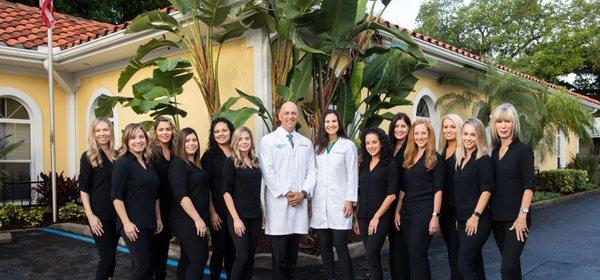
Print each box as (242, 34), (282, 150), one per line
(1, 193), (599, 279)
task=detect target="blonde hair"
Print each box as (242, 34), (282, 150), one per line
(404, 120), (438, 171)
(149, 116), (178, 158)
(490, 103), (521, 148)
(86, 117), (116, 168)
(455, 118), (489, 169)
(438, 114), (464, 154)
(230, 127), (259, 169)
(117, 123), (153, 163)
(174, 127), (201, 168)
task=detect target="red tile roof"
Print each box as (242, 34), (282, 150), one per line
(378, 18), (600, 106)
(0, 0), (125, 50)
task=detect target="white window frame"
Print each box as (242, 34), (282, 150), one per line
(412, 87), (441, 144)
(0, 87), (43, 184)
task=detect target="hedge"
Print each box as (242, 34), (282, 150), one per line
(537, 169), (588, 193)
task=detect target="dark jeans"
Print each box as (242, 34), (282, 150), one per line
(441, 208), (461, 280)
(91, 219), (119, 280)
(228, 216), (262, 280)
(121, 228), (155, 280)
(315, 229), (353, 280)
(151, 212), (171, 280)
(269, 234), (300, 280)
(457, 212), (491, 280)
(402, 203), (434, 280)
(389, 224), (410, 280)
(358, 217), (391, 280)
(492, 220), (530, 280)
(171, 211), (209, 280)
(210, 218), (235, 280)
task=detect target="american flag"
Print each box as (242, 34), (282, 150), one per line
(39, 0), (54, 28)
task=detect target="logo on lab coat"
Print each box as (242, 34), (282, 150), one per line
(275, 143), (286, 149)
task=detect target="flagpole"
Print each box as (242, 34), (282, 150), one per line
(42, 0), (57, 223)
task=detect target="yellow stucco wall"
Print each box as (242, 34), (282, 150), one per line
(0, 72), (69, 175)
(76, 37), (255, 161)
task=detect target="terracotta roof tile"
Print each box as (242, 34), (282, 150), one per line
(377, 18), (600, 105)
(0, 0), (124, 50)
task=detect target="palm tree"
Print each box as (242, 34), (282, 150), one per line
(436, 67), (595, 164)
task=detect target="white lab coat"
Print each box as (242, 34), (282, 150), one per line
(310, 138), (358, 230)
(259, 127), (316, 235)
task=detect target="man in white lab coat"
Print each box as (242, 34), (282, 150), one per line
(259, 101), (316, 280)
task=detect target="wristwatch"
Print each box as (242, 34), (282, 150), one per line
(432, 212), (440, 217)
(473, 211), (482, 218)
(520, 207), (529, 214)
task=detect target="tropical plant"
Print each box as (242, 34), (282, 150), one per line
(566, 153), (599, 184)
(0, 134), (25, 186)
(435, 67), (595, 163)
(21, 207), (45, 227)
(32, 172), (79, 207)
(96, 0), (255, 128)
(219, 0), (429, 136)
(58, 202), (85, 221)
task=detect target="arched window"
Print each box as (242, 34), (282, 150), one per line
(412, 88), (441, 142)
(87, 88), (120, 146)
(416, 98), (431, 118)
(0, 97), (32, 181)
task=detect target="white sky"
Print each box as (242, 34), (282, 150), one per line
(376, 0), (426, 30)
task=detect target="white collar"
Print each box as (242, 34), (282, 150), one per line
(276, 126), (296, 136)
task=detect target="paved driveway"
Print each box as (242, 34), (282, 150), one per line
(1, 193), (599, 279)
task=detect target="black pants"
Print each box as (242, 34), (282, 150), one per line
(389, 224), (410, 280)
(91, 219), (120, 280)
(228, 216), (261, 280)
(269, 234), (300, 280)
(209, 219), (236, 280)
(358, 217), (391, 280)
(171, 212), (210, 280)
(151, 210), (171, 280)
(402, 204), (434, 280)
(457, 213), (491, 280)
(441, 208), (461, 280)
(492, 220), (530, 280)
(315, 229), (353, 280)
(121, 228), (155, 280)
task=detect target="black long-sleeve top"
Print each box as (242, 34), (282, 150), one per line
(200, 148), (228, 217)
(221, 158), (262, 219)
(168, 156), (211, 221)
(454, 153), (493, 221)
(490, 139), (535, 221)
(443, 152), (457, 209)
(111, 151), (160, 229)
(393, 142), (408, 194)
(78, 151), (116, 221)
(401, 153), (445, 207)
(357, 161), (399, 220)
(152, 151), (173, 215)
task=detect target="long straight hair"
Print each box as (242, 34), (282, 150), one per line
(388, 112), (412, 148)
(118, 123), (153, 164)
(455, 118), (489, 169)
(438, 114), (463, 154)
(86, 117), (116, 168)
(490, 103), (521, 148)
(149, 116), (177, 159)
(175, 127), (201, 168)
(229, 126), (259, 169)
(403, 119), (438, 171)
(315, 109), (347, 155)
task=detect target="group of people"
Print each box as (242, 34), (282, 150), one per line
(78, 100), (533, 280)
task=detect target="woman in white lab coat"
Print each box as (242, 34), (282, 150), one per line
(311, 109), (358, 280)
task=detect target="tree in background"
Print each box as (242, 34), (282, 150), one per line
(416, 0), (600, 98)
(11, 0), (169, 24)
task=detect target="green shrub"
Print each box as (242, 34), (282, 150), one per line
(21, 207), (44, 227)
(0, 204), (24, 229)
(58, 202), (85, 221)
(538, 169), (588, 193)
(532, 191), (561, 202)
(566, 153), (600, 184)
(580, 183), (598, 191)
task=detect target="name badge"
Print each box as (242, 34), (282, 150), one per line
(274, 143), (286, 149)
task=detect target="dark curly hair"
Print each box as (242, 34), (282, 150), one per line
(206, 118), (235, 156)
(315, 109), (347, 155)
(359, 127), (394, 169)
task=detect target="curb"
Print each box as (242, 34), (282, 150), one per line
(531, 188), (600, 210)
(0, 232), (12, 244)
